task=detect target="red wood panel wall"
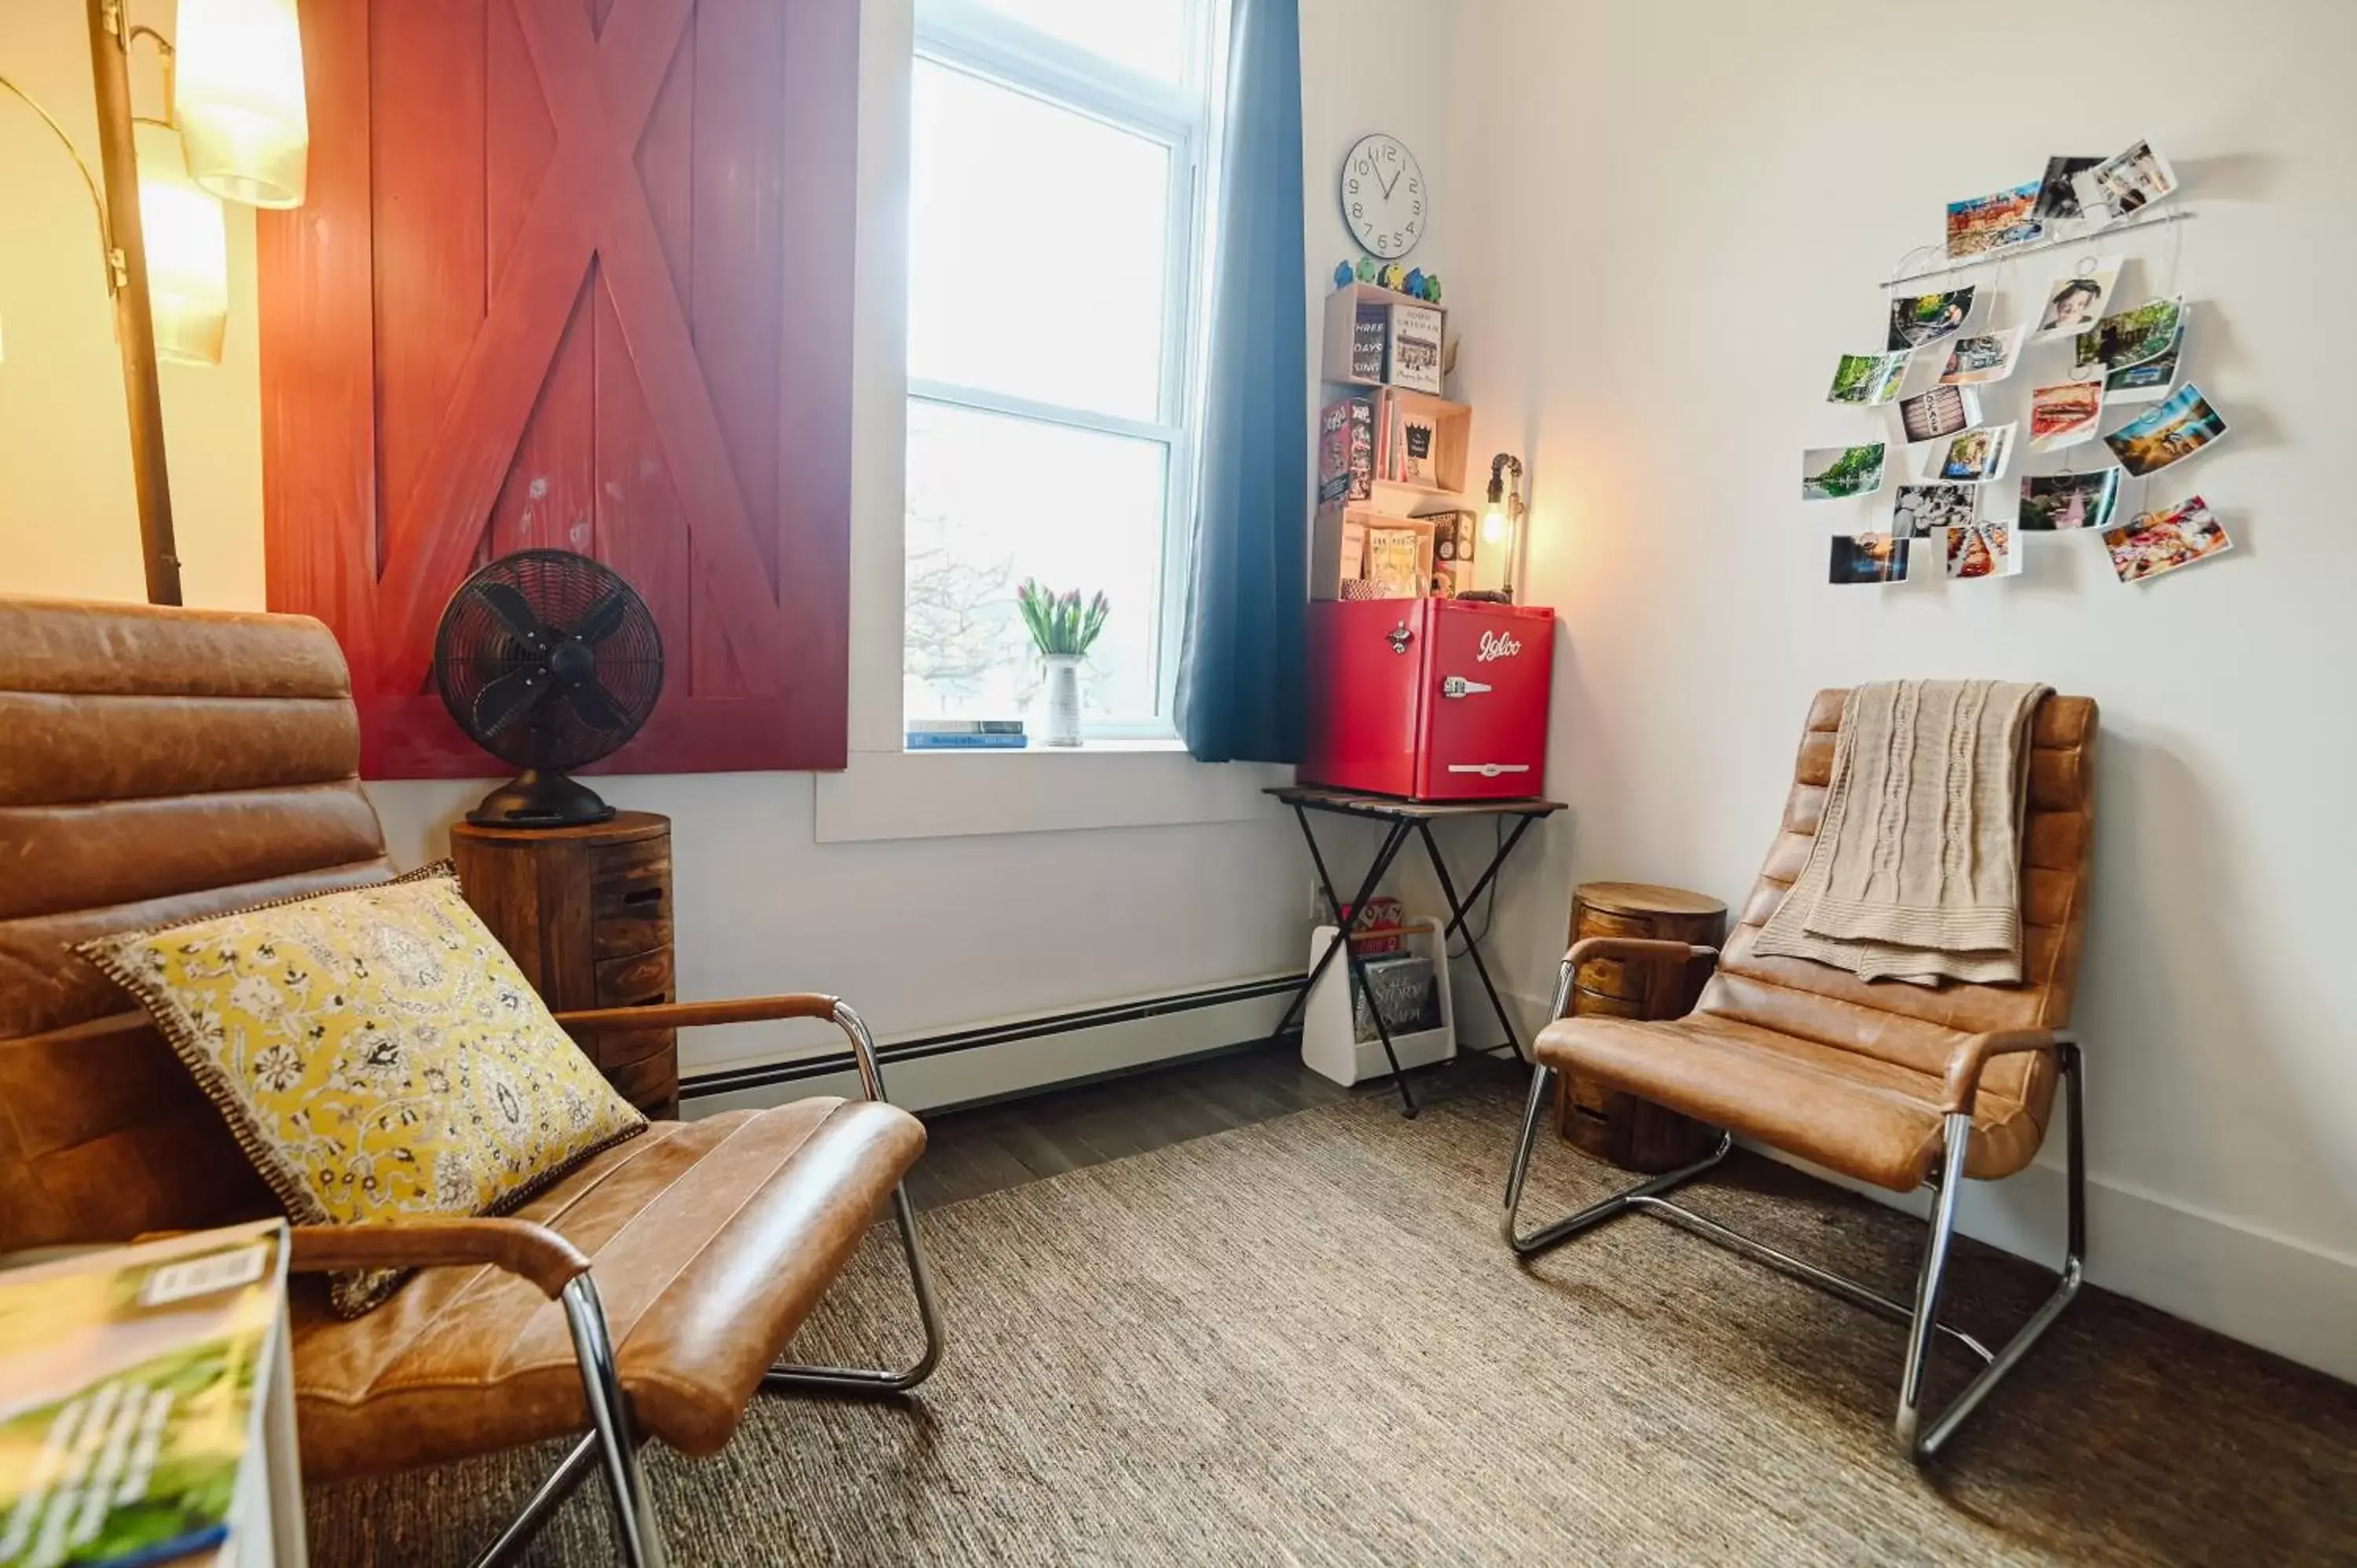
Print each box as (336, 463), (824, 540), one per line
(259, 0), (860, 776)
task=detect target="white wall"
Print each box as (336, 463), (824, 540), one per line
(1442, 0), (2356, 1379)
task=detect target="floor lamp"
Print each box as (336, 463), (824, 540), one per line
(0, 0), (308, 606)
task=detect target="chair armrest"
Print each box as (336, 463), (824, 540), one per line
(1562, 937), (1718, 969)
(288, 1218), (591, 1300)
(1938, 1030), (2057, 1116)
(552, 993), (840, 1031)
(554, 993), (894, 1105)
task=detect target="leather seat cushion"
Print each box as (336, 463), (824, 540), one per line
(290, 1098), (923, 1478)
(1534, 1012), (2041, 1192)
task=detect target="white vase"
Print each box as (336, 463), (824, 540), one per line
(1042, 654), (1083, 747)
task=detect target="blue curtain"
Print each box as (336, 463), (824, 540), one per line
(1175, 0), (1307, 764)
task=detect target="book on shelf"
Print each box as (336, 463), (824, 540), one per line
(1386, 400), (1441, 487)
(0, 1221), (300, 1568)
(1351, 302), (1389, 382)
(1318, 395), (1375, 504)
(1388, 304), (1443, 395)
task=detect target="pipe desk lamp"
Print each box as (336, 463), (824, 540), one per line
(0, 0), (309, 606)
(1464, 452), (1525, 604)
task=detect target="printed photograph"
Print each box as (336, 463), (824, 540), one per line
(1924, 423), (2014, 484)
(1887, 286), (1975, 350)
(1892, 482), (1977, 538)
(1827, 349), (1914, 406)
(2018, 470), (2123, 532)
(2073, 295), (2184, 374)
(2102, 496), (2232, 584)
(1899, 384), (1981, 444)
(1945, 181), (2045, 259)
(2103, 383), (2229, 477)
(2029, 378), (2106, 452)
(1945, 521), (2020, 581)
(2073, 139), (2179, 222)
(2108, 319), (2185, 403)
(1939, 326), (2026, 387)
(2034, 262), (2121, 340)
(1830, 533), (1911, 585)
(2033, 156), (2103, 222)
(1802, 442), (1889, 500)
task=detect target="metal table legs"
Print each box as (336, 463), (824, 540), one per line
(1268, 804), (1540, 1116)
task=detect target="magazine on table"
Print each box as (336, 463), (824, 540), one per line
(0, 1222), (290, 1568)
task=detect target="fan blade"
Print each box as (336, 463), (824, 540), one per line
(565, 675), (629, 731)
(476, 582), (551, 647)
(472, 669), (549, 738)
(570, 590), (631, 645)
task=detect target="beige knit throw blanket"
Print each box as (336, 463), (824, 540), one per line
(1757, 680), (2051, 984)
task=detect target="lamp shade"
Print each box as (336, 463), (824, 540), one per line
(174, 0), (310, 209)
(134, 119), (231, 366)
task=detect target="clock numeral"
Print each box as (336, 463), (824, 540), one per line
(1347, 178), (1359, 193)
(1351, 202), (1362, 218)
(1354, 159), (1369, 175)
(1407, 178), (1420, 194)
(1411, 200), (1421, 215)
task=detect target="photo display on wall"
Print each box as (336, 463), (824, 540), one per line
(1806, 137), (2237, 588)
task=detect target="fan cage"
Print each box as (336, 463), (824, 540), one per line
(434, 550), (665, 770)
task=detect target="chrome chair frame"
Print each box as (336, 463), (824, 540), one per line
(472, 1002), (945, 1568)
(1500, 960), (2085, 1464)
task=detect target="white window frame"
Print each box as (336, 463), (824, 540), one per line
(907, 0), (1218, 740)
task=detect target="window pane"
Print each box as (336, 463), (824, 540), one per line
(904, 400), (1166, 728)
(963, 0), (1193, 83)
(909, 60), (1171, 421)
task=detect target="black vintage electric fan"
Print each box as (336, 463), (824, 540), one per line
(433, 549), (665, 826)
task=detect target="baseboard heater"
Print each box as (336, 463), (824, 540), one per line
(677, 974), (1305, 1105)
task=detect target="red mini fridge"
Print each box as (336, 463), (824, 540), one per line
(1301, 599), (1556, 800)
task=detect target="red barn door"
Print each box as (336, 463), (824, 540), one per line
(259, 0), (859, 776)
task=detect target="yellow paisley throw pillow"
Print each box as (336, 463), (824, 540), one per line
(80, 865), (646, 1315)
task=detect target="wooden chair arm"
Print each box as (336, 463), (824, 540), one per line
(552, 993), (841, 1032)
(1939, 1030), (2058, 1116)
(1561, 937), (1718, 969)
(288, 1218), (591, 1299)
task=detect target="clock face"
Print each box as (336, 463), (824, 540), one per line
(1341, 134), (1425, 260)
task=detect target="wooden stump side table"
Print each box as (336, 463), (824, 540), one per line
(1556, 881), (1725, 1173)
(449, 811), (680, 1119)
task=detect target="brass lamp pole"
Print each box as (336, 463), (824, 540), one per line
(85, 0), (182, 605)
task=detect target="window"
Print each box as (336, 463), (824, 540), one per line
(904, 0), (1218, 739)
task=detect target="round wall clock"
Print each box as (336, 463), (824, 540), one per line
(1340, 133), (1425, 260)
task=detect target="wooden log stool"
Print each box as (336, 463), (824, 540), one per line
(449, 811), (681, 1119)
(1556, 881), (1725, 1172)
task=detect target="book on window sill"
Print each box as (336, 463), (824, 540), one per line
(906, 729), (1029, 750)
(907, 720), (1025, 735)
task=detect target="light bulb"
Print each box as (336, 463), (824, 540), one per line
(135, 121), (230, 366)
(1482, 503), (1510, 544)
(174, 0), (310, 209)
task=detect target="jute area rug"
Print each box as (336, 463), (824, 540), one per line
(309, 1084), (2356, 1566)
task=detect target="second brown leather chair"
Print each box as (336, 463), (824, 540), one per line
(1501, 688), (2095, 1463)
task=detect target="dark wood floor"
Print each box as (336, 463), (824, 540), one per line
(902, 1038), (1526, 1210)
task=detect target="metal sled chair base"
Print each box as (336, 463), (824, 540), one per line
(1499, 1043), (2086, 1464)
(466, 1183), (945, 1568)
(472, 1003), (947, 1568)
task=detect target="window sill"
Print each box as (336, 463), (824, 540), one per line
(814, 743), (1288, 842)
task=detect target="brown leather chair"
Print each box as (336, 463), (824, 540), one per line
(1501, 688), (2094, 1463)
(0, 598), (944, 1567)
